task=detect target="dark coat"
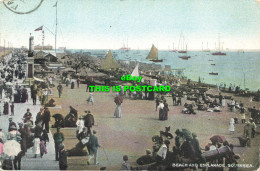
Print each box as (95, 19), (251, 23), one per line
(180, 141), (195, 159)
(54, 132), (64, 144)
(34, 124), (42, 138)
(84, 114), (94, 128)
(4, 102), (9, 115)
(59, 150), (68, 169)
(87, 135), (100, 154)
(191, 138), (201, 158)
(35, 112), (42, 125)
(43, 109), (51, 122)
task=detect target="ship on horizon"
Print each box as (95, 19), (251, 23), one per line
(212, 34), (226, 56)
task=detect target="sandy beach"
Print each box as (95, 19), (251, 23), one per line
(47, 75), (260, 170)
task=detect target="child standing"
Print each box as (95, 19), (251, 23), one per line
(87, 93), (94, 106)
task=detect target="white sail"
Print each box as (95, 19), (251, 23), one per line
(131, 63), (139, 77)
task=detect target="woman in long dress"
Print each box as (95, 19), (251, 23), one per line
(221, 97), (226, 107)
(158, 100), (164, 120)
(229, 118), (235, 134)
(114, 94), (123, 118)
(33, 137), (41, 158)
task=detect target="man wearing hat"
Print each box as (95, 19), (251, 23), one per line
(58, 144), (68, 170)
(42, 107), (51, 133)
(54, 128), (64, 161)
(249, 118), (256, 138)
(57, 83), (63, 98)
(35, 108), (43, 125)
(87, 130), (101, 165)
(191, 133), (202, 159)
(84, 110), (94, 135)
(243, 122), (252, 147)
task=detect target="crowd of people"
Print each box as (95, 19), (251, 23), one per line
(0, 50), (68, 170)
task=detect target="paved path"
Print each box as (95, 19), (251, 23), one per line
(0, 89), (59, 170)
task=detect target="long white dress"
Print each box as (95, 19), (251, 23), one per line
(222, 98), (226, 107)
(77, 119), (85, 134)
(114, 105), (122, 118)
(229, 118), (235, 132)
(33, 138), (41, 155)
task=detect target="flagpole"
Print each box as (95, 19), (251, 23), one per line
(55, 1), (58, 53)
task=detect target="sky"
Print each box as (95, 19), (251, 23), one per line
(0, 0), (260, 50)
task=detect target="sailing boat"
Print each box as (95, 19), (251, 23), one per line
(146, 44), (163, 62)
(179, 44), (190, 60)
(212, 34), (226, 55)
(119, 39), (130, 51)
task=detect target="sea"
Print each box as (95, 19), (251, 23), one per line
(69, 49), (260, 91)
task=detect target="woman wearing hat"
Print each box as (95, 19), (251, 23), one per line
(158, 100), (164, 120)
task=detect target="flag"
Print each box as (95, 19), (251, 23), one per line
(53, 2), (57, 7)
(34, 26), (43, 31)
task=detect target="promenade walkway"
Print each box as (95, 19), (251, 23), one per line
(0, 89), (59, 170)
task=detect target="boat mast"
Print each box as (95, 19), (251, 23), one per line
(218, 33), (220, 51)
(4, 39), (5, 56)
(244, 73), (246, 90)
(55, 1), (58, 53)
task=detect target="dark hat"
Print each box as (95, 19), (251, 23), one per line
(8, 118), (13, 121)
(175, 129), (180, 135)
(123, 155), (128, 161)
(27, 108), (30, 111)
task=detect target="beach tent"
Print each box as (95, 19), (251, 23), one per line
(101, 50), (119, 71)
(131, 63), (139, 77)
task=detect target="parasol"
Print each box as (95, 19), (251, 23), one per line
(3, 140), (21, 157)
(5, 82), (12, 86)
